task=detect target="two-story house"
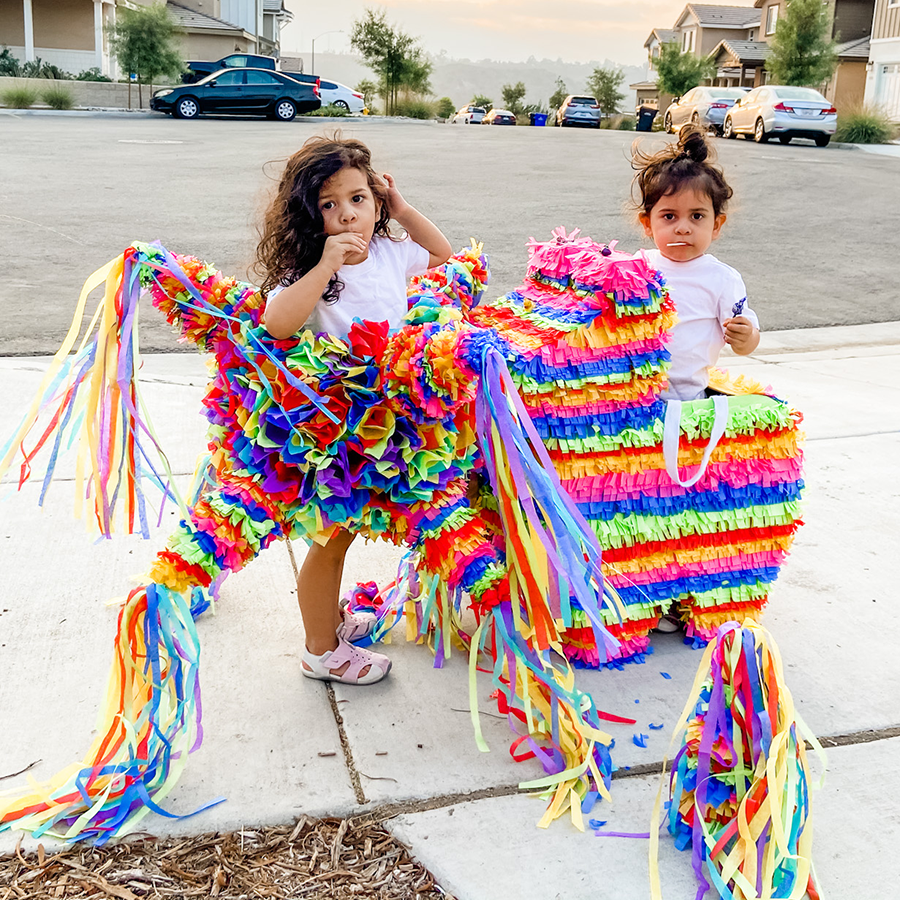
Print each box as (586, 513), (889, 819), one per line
(864, 0), (900, 118)
(0, 0), (289, 78)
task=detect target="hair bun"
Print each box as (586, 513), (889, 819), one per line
(677, 126), (709, 163)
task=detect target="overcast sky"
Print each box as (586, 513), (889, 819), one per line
(280, 0), (758, 67)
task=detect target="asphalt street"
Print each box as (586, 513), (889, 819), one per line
(0, 114), (897, 356)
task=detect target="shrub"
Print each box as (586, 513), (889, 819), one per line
(834, 105), (897, 144)
(0, 46), (22, 77)
(43, 85), (74, 109)
(1, 87), (38, 108)
(308, 104), (351, 117)
(393, 97), (435, 119)
(75, 67), (112, 83)
(436, 96), (455, 119)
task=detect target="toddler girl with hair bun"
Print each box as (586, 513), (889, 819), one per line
(632, 126), (760, 401)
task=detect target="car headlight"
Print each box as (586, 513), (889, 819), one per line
(155, 89), (173, 98)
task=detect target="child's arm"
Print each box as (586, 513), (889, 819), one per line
(723, 316), (760, 355)
(382, 173), (452, 267)
(263, 233), (368, 340)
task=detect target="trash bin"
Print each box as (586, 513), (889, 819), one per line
(636, 106), (658, 132)
(529, 112), (548, 127)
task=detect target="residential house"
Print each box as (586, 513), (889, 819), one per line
(633, 5), (762, 109)
(750, 0), (875, 106)
(864, 0), (900, 119)
(0, 0), (285, 79)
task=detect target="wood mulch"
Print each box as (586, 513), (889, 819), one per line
(0, 817), (455, 899)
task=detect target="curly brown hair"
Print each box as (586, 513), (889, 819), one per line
(631, 125), (733, 219)
(254, 133), (392, 303)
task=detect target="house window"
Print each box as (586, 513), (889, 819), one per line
(766, 5), (779, 35)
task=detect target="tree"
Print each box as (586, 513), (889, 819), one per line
(655, 41), (714, 98)
(355, 78), (378, 110)
(549, 76), (567, 110)
(350, 8), (432, 115)
(107, 3), (183, 108)
(436, 96), (455, 119)
(586, 66), (625, 117)
(501, 80), (526, 115)
(765, 0), (837, 87)
(471, 94), (493, 112)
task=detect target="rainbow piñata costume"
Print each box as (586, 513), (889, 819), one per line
(0, 230), (803, 845)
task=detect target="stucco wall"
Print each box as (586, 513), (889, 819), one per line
(183, 32), (253, 60)
(0, 3), (26, 45)
(33, 0), (94, 52)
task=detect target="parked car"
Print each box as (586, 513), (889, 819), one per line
(183, 53), (276, 84)
(556, 95), (601, 128)
(151, 68), (321, 121)
(451, 104), (487, 124)
(663, 86), (749, 135)
(482, 108), (517, 125)
(722, 85), (837, 146)
(315, 78), (366, 113)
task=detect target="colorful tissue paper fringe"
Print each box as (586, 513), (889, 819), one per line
(0, 229), (804, 843)
(649, 620), (823, 900)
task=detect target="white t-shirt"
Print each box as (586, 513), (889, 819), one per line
(646, 249), (759, 401)
(268, 235), (431, 339)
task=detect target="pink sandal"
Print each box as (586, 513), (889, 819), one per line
(301, 639), (391, 685)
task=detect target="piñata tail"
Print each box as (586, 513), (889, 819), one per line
(649, 619), (824, 900)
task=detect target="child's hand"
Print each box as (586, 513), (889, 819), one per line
(723, 316), (760, 355)
(321, 232), (369, 271)
(381, 173), (411, 219)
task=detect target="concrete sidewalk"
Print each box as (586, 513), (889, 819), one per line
(1, 323), (898, 898)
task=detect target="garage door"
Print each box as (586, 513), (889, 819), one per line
(879, 63), (900, 121)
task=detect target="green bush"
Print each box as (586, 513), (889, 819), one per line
(43, 85), (74, 109)
(307, 104), (351, 117)
(1, 87), (38, 108)
(615, 115), (636, 131)
(394, 97), (435, 119)
(436, 96), (455, 119)
(75, 67), (112, 82)
(0, 47), (22, 77)
(834, 105), (897, 144)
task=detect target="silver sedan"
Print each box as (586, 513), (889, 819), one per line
(664, 86), (748, 135)
(723, 85), (837, 146)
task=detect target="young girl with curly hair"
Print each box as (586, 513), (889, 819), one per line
(257, 134), (451, 684)
(633, 125), (760, 402)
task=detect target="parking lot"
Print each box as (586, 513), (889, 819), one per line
(1, 114), (898, 354)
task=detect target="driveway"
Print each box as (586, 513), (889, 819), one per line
(0, 116), (897, 355)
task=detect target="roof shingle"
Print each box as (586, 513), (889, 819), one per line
(685, 4), (761, 28)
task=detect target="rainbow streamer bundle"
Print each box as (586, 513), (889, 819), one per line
(650, 620), (822, 900)
(469, 228), (804, 666)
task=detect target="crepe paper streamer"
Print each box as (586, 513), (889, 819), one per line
(596, 831), (652, 839)
(589, 819), (609, 828)
(649, 619), (825, 900)
(732, 298), (747, 318)
(649, 723), (665, 731)
(661, 672), (672, 679)
(633, 734), (649, 748)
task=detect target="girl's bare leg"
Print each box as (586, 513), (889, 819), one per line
(297, 530), (369, 677)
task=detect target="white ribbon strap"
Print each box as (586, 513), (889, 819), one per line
(663, 395), (730, 488)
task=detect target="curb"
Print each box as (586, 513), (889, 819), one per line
(0, 108), (433, 123)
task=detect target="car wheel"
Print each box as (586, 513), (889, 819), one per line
(814, 134), (831, 147)
(175, 97), (199, 119)
(664, 113), (673, 134)
(754, 118), (769, 143)
(333, 99), (349, 111)
(722, 117), (735, 139)
(779, 135), (792, 144)
(274, 98), (297, 121)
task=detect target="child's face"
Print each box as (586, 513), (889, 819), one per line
(639, 187), (726, 263)
(318, 166), (380, 264)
